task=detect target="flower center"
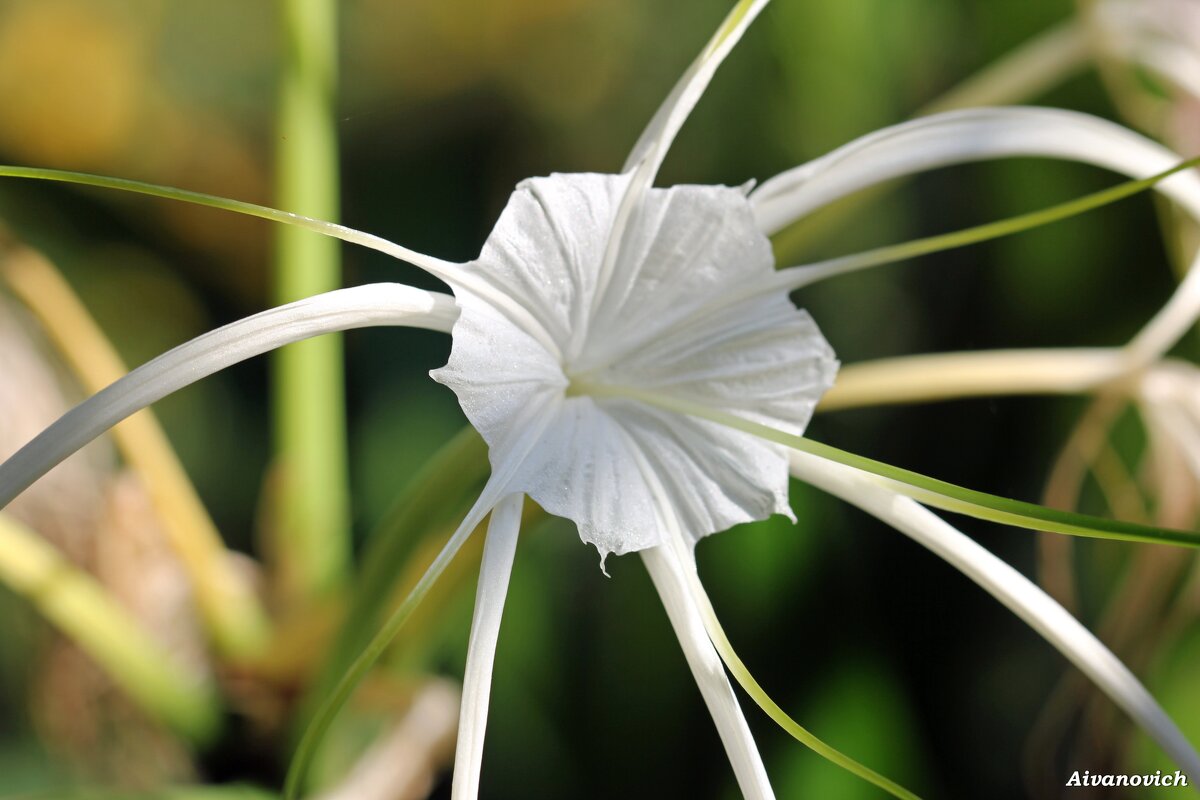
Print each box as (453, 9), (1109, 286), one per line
(563, 371), (651, 404)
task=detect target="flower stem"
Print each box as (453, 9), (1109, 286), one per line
(0, 242), (272, 660)
(635, 459), (916, 799)
(273, 0), (349, 603)
(0, 513), (221, 742)
(642, 545), (776, 800)
(0, 165), (454, 274)
(285, 415), (554, 798)
(0, 285), (456, 540)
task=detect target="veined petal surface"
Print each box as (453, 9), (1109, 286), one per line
(433, 172), (837, 560)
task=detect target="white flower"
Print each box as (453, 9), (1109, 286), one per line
(432, 172), (836, 563)
(2, 0), (1200, 797)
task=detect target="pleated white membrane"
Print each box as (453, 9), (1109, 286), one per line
(433, 173), (838, 562)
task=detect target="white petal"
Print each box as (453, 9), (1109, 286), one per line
(642, 543), (774, 800)
(752, 107), (1200, 235)
(443, 174), (802, 366)
(582, 181), (796, 368)
(435, 174), (836, 558)
(788, 449), (1200, 784)
(0, 284), (458, 509)
(499, 397), (795, 559)
(602, 402), (794, 544)
(431, 296), (567, 451)
(496, 395), (661, 558)
(453, 173), (628, 356)
(589, 303), (835, 434)
(452, 493), (524, 800)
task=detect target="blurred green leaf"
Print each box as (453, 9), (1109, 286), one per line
(1131, 624), (1200, 777)
(776, 656), (929, 799)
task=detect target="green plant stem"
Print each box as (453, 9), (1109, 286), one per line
(273, 0), (349, 602)
(0, 513), (221, 743)
(654, 529), (919, 796)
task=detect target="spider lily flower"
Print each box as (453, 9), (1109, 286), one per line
(3, 0), (1200, 796)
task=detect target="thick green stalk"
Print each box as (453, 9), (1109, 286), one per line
(273, 0), (349, 601)
(0, 514), (221, 742)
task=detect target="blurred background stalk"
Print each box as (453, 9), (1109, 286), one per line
(272, 0), (349, 604)
(1, 243), (271, 660)
(0, 513), (221, 744)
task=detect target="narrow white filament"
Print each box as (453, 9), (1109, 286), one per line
(788, 448), (1200, 785)
(0, 283), (458, 509)
(755, 107), (1200, 366)
(642, 544), (775, 800)
(452, 493), (524, 800)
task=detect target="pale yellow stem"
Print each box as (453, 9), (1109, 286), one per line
(819, 348), (1130, 412)
(0, 512), (220, 741)
(0, 244), (271, 660)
